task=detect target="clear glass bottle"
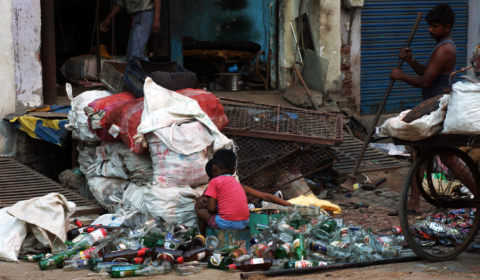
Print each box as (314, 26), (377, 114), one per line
(205, 236), (220, 250)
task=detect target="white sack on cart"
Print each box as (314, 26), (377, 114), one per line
(443, 81), (480, 134)
(376, 94), (449, 141)
(64, 83), (112, 142)
(137, 78), (232, 152)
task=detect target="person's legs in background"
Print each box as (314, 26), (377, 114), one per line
(126, 9), (154, 62)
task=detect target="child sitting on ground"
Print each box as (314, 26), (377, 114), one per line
(195, 149), (291, 235)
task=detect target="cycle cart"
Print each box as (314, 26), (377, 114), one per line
(393, 134), (480, 262)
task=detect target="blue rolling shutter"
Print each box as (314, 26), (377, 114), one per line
(360, 0), (468, 114)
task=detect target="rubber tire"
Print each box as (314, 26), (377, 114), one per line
(399, 148), (480, 262)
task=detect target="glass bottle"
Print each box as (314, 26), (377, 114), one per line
(275, 243), (292, 259)
(22, 253), (51, 262)
(38, 246), (88, 270)
(234, 252), (254, 263)
(102, 248), (150, 262)
(151, 248), (183, 261)
(88, 258), (103, 271)
(175, 247), (210, 264)
(293, 235), (306, 260)
(206, 254), (234, 269)
(205, 236), (220, 250)
(228, 258), (274, 271)
(111, 265), (168, 278)
(284, 260), (332, 269)
(176, 265), (203, 276)
(94, 262), (131, 272)
(139, 237), (164, 248)
(63, 259), (89, 271)
(216, 244), (240, 253)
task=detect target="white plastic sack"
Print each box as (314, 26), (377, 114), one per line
(88, 177), (129, 213)
(123, 150), (153, 185)
(64, 83), (112, 142)
(7, 193), (76, 254)
(0, 208), (27, 262)
(443, 81), (480, 134)
(91, 209), (138, 227)
(87, 141), (130, 180)
(153, 121), (215, 155)
(377, 94), (449, 141)
(138, 78), (232, 152)
(144, 182), (201, 227)
(77, 141), (100, 180)
(148, 135), (209, 187)
(122, 183), (150, 228)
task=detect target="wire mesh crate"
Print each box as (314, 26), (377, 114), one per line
(221, 98), (343, 145)
(230, 135), (339, 193)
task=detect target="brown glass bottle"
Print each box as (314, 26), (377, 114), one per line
(178, 235), (205, 252)
(175, 247), (210, 264)
(102, 248), (149, 262)
(228, 258), (273, 271)
(151, 248), (184, 261)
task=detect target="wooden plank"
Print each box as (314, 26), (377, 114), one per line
(72, 205), (106, 217)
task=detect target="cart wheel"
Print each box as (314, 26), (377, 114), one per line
(399, 148), (480, 262)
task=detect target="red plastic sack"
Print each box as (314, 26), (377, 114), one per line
(87, 92), (137, 140)
(88, 92), (137, 111)
(176, 89), (228, 130)
(100, 98), (145, 153)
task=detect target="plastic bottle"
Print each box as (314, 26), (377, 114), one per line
(38, 246), (88, 270)
(228, 258), (273, 271)
(175, 247), (210, 264)
(205, 236), (220, 250)
(151, 248), (183, 261)
(206, 254), (234, 269)
(139, 237), (164, 248)
(293, 235), (306, 260)
(102, 248), (150, 262)
(111, 265), (168, 278)
(275, 243), (292, 259)
(284, 260), (332, 269)
(94, 262), (131, 272)
(63, 259), (89, 271)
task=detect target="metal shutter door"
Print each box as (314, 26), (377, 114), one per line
(361, 0), (468, 114)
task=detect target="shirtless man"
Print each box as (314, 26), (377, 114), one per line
(389, 5), (476, 215)
(390, 4), (457, 100)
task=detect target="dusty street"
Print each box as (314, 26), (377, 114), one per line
(1, 252), (479, 280)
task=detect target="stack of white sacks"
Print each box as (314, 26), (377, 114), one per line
(66, 78), (232, 227)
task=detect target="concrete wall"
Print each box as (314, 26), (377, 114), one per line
(0, 0), (17, 157)
(278, 0), (342, 95)
(12, 0), (43, 111)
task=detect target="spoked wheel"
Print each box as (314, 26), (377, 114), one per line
(399, 148), (480, 262)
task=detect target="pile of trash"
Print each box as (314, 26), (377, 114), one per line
(18, 203), (421, 277)
(63, 78), (231, 228)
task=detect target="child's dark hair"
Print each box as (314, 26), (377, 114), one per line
(426, 4), (455, 27)
(212, 149), (236, 171)
(205, 160), (213, 179)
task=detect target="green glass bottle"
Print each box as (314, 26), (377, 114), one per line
(320, 219), (338, 234)
(207, 254), (234, 269)
(290, 219), (309, 230)
(22, 253), (49, 262)
(38, 246), (88, 270)
(65, 241), (75, 247)
(284, 260), (332, 269)
(139, 237), (164, 248)
(216, 245), (240, 253)
(293, 235), (306, 260)
(275, 243), (292, 259)
(110, 265), (147, 278)
(87, 258), (103, 271)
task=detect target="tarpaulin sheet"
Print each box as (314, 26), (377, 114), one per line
(9, 116), (69, 147)
(288, 194), (342, 215)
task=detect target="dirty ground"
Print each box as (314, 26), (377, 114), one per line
(1, 252), (480, 280)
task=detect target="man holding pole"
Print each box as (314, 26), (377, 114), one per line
(390, 4), (457, 100)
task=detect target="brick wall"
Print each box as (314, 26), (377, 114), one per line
(15, 130), (71, 182)
(341, 44), (359, 112)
